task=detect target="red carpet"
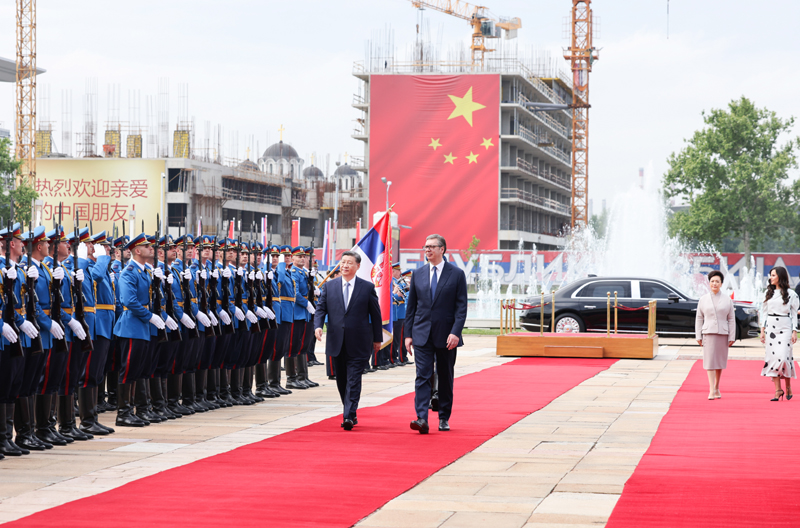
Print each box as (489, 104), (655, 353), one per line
(8, 358), (615, 528)
(607, 360), (800, 528)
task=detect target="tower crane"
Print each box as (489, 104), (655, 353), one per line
(16, 0), (37, 185)
(409, 0), (521, 69)
(564, 0), (599, 228)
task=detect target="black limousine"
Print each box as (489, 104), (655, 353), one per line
(518, 277), (760, 340)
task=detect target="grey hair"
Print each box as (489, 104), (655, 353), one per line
(342, 250), (361, 264)
(426, 234), (447, 252)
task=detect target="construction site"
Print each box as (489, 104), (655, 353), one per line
(5, 0), (597, 251)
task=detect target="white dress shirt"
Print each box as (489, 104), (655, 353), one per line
(429, 260), (444, 286)
(342, 276), (355, 308)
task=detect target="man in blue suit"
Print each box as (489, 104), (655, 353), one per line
(405, 234), (468, 434)
(314, 251), (382, 430)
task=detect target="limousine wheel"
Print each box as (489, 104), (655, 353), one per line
(555, 314), (584, 333)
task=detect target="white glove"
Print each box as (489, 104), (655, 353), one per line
(180, 313), (196, 329)
(263, 306), (276, 320)
(237, 267), (245, 277)
(67, 318), (87, 340)
(75, 269), (84, 282)
(306, 304), (316, 315)
(246, 310), (258, 324)
(255, 306), (268, 319)
(207, 311), (218, 326)
(219, 310), (231, 325)
(95, 244), (107, 257)
(20, 320), (39, 339)
(183, 269), (192, 280)
(154, 267), (165, 280)
(211, 268), (219, 279)
(256, 271), (264, 280)
(164, 315), (179, 331)
(149, 313), (166, 330)
(196, 311), (211, 327)
(234, 306), (245, 321)
(110, 271), (117, 282)
(77, 243), (88, 260)
(5, 266), (17, 280)
(200, 269), (208, 280)
(267, 270), (274, 280)
(166, 273), (174, 285)
(2, 322), (18, 343)
(26, 265), (39, 280)
(52, 266), (64, 280)
(50, 322), (65, 340)
(248, 270), (255, 281)
(222, 267), (232, 278)
(314, 287), (321, 296)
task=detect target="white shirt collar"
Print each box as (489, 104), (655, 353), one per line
(342, 276), (355, 289)
(31, 257), (40, 266)
(429, 260), (444, 277)
(132, 259), (146, 271)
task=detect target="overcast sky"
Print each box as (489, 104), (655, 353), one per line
(1, 0), (798, 206)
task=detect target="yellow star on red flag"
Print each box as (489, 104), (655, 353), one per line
(466, 152), (479, 164)
(443, 152), (457, 164)
(429, 138), (442, 151)
(447, 87), (486, 127)
(480, 138), (494, 150)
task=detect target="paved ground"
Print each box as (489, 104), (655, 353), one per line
(0, 336), (776, 526)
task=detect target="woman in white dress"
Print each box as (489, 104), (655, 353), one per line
(760, 266), (799, 401)
(695, 271), (736, 400)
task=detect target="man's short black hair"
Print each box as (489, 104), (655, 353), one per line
(342, 250), (361, 264)
(426, 234), (446, 252)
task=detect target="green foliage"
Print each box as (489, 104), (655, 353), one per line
(0, 138), (39, 225)
(589, 207), (609, 238)
(465, 235), (480, 264)
(663, 97), (800, 262)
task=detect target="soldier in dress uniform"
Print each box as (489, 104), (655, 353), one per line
(288, 246), (314, 390)
(220, 238), (246, 405)
(239, 242), (265, 404)
(113, 233), (166, 427)
(265, 245), (289, 395)
(298, 247), (319, 386)
(209, 237), (234, 407)
(100, 235), (128, 414)
(195, 235), (221, 409)
(270, 245), (295, 394)
(253, 243), (279, 399)
(396, 269), (412, 365)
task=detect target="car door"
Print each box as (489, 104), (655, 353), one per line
(638, 280), (697, 335)
(573, 280), (633, 332)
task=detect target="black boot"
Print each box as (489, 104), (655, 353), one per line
(229, 369), (248, 405)
(0, 403), (25, 456)
(255, 363), (278, 398)
(34, 394), (66, 446)
(299, 355), (318, 388)
(197, 370), (218, 409)
(167, 374), (193, 416)
(58, 394), (92, 441)
(132, 380), (152, 425)
(17, 397), (50, 450)
(116, 382), (146, 427)
(268, 359), (291, 394)
(150, 378), (174, 420)
(182, 372), (206, 412)
(220, 369), (237, 405)
(285, 356), (306, 390)
(91, 387), (115, 433)
(243, 367), (262, 402)
(106, 372), (118, 410)
(206, 368), (224, 408)
(160, 378), (180, 419)
(78, 387), (111, 436)
(48, 394), (73, 443)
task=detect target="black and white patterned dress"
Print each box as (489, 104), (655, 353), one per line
(760, 289), (800, 378)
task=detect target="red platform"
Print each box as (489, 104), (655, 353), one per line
(496, 332), (657, 359)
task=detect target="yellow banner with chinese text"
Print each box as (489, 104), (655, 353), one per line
(36, 158), (166, 236)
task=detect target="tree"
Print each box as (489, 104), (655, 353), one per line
(663, 97), (800, 267)
(0, 137), (39, 225)
(589, 207), (609, 238)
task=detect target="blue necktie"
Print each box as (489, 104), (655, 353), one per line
(430, 266), (438, 300)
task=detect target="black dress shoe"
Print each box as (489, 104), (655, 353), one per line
(377, 365), (390, 371)
(270, 385), (292, 395)
(430, 396), (439, 413)
(305, 379), (320, 388)
(79, 422), (113, 436)
(16, 434), (49, 451)
(328, 376), (336, 380)
(60, 425), (93, 441)
(342, 419), (354, 431)
(50, 426), (74, 444)
(36, 428), (67, 446)
(116, 413), (147, 427)
(340, 417), (358, 428)
(0, 438), (26, 456)
(285, 381), (307, 390)
(410, 418), (429, 434)
(439, 419), (450, 431)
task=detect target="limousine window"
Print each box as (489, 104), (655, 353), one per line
(640, 281), (677, 300)
(575, 281), (631, 298)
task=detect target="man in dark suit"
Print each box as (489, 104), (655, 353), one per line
(405, 234), (468, 434)
(315, 251), (383, 430)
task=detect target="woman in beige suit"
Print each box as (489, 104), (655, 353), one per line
(695, 270), (736, 399)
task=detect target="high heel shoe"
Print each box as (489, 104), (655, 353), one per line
(787, 392), (793, 400)
(771, 389), (785, 402)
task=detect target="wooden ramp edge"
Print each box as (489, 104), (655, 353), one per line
(496, 333), (657, 359)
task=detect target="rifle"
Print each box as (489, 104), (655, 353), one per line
(233, 230), (246, 334)
(219, 222), (233, 335)
(50, 203), (68, 354)
(151, 215), (168, 343)
(162, 225), (182, 343)
(71, 211), (93, 352)
(247, 225), (263, 333)
(262, 225), (277, 329)
(107, 222), (116, 274)
(307, 226), (316, 306)
(25, 221), (43, 354)
(180, 224), (199, 339)
(3, 207), (23, 357)
(204, 235), (221, 337)
(197, 235), (215, 337)
(121, 220), (127, 266)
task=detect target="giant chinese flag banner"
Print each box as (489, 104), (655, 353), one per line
(370, 75), (500, 250)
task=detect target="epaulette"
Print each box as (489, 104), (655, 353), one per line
(125, 264), (135, 272)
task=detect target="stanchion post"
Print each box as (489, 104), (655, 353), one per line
(499, 300), (505, 335)
(550, 290), (556, 333)
(614, 291), (618, 335)
(648, 300), (657, 338)
(540, 292), (544, 336)
(511, 299), (516, 332)
(606, 292), (611, 337)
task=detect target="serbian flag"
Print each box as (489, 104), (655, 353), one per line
(291, 219), (300, 247)
(321, 219), (330, 267)
(369, 75), (500, 250)
(352, 210), (393, 349)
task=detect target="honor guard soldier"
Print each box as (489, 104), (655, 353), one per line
(270, 245), (295, 393)
(299, 247), (319, 385)
(102, 234), (128, 413)
(195, 235), (222, 409)
(253, 243), (279, 399)
(209, 237), (235, 407)
(265, 245), (288, 395)
(288, 246), (314, 389)
(397, 270), (412, 365)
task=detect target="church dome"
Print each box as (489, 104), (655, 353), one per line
(333, 164), (358, 177)
(237, 159), (260, 171)
(262, 141), (299, 160)
(303, 165), (324, 179)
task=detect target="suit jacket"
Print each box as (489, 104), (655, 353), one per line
(314, 276), (382, 358)
(695, 292), (736, 341)
(404, 260), (468, 349)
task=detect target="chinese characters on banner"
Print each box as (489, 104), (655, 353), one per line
(36, 159), (166, 234)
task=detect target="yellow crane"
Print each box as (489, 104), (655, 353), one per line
(410, 0), (521, 69)
(16, 0), (37, 185)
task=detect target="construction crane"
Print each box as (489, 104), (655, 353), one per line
(564, 0), (599, 228)
(16, 0), (37, 185)
(410, 0), (521, 69)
